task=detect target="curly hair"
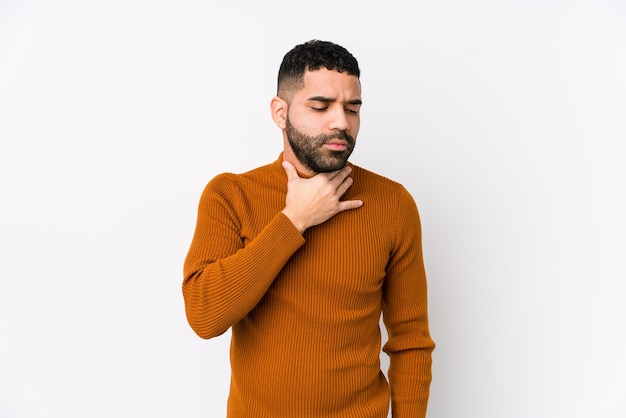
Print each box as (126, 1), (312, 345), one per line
(277, 40), (360, 98)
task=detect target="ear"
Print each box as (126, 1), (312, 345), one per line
(270, 96), (288, 130)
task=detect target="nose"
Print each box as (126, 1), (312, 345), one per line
(328, 106), (350, 132)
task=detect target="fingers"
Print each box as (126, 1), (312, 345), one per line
(331, 165), (357, 196)
(335, 175), (354, 197)
(282, 160), (300, 181)
(282, 158), (355, 197)
(281, 160), (362, 232)
(328, 164), (351, 181)
(283, 160), (352, 191)
(338, 199), (363, 211)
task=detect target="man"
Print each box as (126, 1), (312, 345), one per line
(183, 40), (435, 418)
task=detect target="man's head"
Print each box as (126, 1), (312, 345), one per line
(277, 40), (360, 100)
(272, 40), (362, 175)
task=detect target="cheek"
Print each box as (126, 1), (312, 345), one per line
(290, 111), (321, 135)
(350, 117), (361, 137)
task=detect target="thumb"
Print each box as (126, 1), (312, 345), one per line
(282, 160), (300, 181)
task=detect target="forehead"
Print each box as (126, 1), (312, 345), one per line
(297, 68), (362, 99)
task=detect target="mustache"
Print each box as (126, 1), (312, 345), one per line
(316, 130), (355, 146)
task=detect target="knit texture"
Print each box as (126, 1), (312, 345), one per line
(183, 154), (435, 418)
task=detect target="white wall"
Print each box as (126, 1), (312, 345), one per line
(1, 1), (624, 417)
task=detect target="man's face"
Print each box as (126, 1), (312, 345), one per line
(285, 68), (362, 173)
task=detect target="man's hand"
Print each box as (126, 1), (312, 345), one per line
(281, 160), (363, 234)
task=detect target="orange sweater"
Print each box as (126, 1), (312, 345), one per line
(183, 155), (435, 418)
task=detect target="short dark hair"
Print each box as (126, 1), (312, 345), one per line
(277, 40), (360, 98)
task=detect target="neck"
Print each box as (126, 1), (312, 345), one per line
(282, 142), (316, 177)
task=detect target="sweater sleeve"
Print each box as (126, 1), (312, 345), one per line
(182, 174), (305, 339)
(382, 185), (435, 418)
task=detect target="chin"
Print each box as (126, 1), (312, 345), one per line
(311, 158), (349, 173)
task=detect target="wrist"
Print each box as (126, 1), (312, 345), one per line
(281, 209), (307, 234)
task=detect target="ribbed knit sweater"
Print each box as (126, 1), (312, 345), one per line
(183, 154), (435, 418)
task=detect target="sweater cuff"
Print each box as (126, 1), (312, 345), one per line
(271, 212), (306, 247)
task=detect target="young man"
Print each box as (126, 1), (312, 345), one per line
(183, 40), (435, 418)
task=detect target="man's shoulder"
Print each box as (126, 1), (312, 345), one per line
(239, 160), (278, 179)
(205, 159), (282, 192)
(350, 163), (418, 208)
(350, 163), (407, 193)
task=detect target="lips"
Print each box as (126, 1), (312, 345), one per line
(317, 131), (354, 152)
(324, 141), (348, 151)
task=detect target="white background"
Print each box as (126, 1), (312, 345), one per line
(1, 1), (625, 417)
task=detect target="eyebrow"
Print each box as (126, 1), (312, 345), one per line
(307, 96), (363, 106)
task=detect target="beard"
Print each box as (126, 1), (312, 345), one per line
(285, 115), (356, 173)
